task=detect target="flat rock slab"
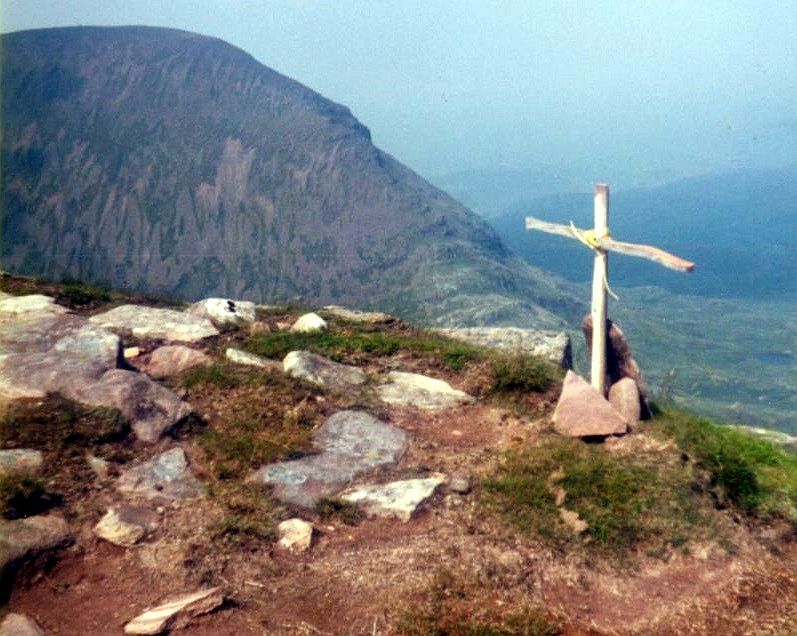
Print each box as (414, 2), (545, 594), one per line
(117, 448), (203, 501)
(249, 411), (409, 508)
(90, 305), (218, 342)
(186, 298), (255, 327)
(435, 327), (573, 368)
(77, 369), (192, 443)
(124, 587), (223, 635)
(283, 351), (367, 392)
(322, 305), (394, 324)
(0, 310), (121, 401)
(376, 371), (475, 410)
(341, 476), (444, 522)
(0, 449), (43, 477)
(145, 345), (210, 377)
(0, 294), (67, 318)
(94, 505), (160, 547)
(0, 613), (45, 636)
(289, 312), (327, 333)
(0, 515), (71, 583)
(552, 371), (628, 438)
(226, 347), (282, 372)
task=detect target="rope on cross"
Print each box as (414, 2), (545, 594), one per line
(525, 183), (695, 396)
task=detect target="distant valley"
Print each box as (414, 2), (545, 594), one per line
(485, 169), (796, 432)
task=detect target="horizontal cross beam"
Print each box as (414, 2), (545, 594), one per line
(525, 216), (695, 273)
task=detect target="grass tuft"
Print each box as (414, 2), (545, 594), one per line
(315, 497), (363, 525)
(487, 354), (561, 394)
(649, 408), (797, 522)
(483, 437), (703, 556)
(0, 473), (58, 520)
(206, 482), (279, 547)
(181, 364), (240, 390)
(56, 279), (112, 308)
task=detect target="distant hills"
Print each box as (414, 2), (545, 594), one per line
(489, 167), (797, 299)
(1, 26), (581, 329)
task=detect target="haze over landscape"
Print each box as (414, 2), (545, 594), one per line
(3, 4), (797, 634)
(3, 1), (794, 431)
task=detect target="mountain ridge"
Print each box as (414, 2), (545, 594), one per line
(1, 25), (582, 329)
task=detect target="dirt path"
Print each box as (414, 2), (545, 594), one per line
(8, 396), (797, 635)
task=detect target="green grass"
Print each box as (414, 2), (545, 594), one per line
(56, 279), (112, 308)
(206, 482), (279, 544)
(0, 473), (57, 519)
(0, 395), (133, 518)
(243, 327), (486, 370)
(181, 363), (241, 390)
(315, 497), (363, 525)
(649, 407), (797, 522)
(483, 437), (703, 556)
(487, 354), (562, 394)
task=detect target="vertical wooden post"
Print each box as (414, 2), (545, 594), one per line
(590, 183), (609, 395)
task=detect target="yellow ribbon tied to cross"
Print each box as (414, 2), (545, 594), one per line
(568, 221), (620, 301)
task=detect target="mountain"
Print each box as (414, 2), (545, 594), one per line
(489, 168), (797, 299)
(0, 26), (581, 329)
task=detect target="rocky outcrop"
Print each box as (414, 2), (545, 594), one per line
(0, 299), (121, 400)
(248, 411), (409, 508)
(434, 327), (572, 368)
(89, 306), (218, 342)
(376, 371), (475, 410)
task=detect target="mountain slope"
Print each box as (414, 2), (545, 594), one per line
(1, 26), (581, 329)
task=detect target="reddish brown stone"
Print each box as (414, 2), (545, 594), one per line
(552, 371), (629, 438)
(581, 315), (652, 418)
(609, 377), (642, 430)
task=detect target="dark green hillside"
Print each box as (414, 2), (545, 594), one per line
(1, 26), (580, 328)
(490, 168), (797, 299)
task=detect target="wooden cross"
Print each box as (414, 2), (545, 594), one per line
(526, 183), (694, 396)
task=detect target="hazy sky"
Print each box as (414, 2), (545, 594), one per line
(3, 1), (796, 183)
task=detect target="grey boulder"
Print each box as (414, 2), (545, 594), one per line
(248, 411), (409, 508)
(117, 448), (203, 501)
(77, 369), (192, 443)
(283, 351), (367, 392)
